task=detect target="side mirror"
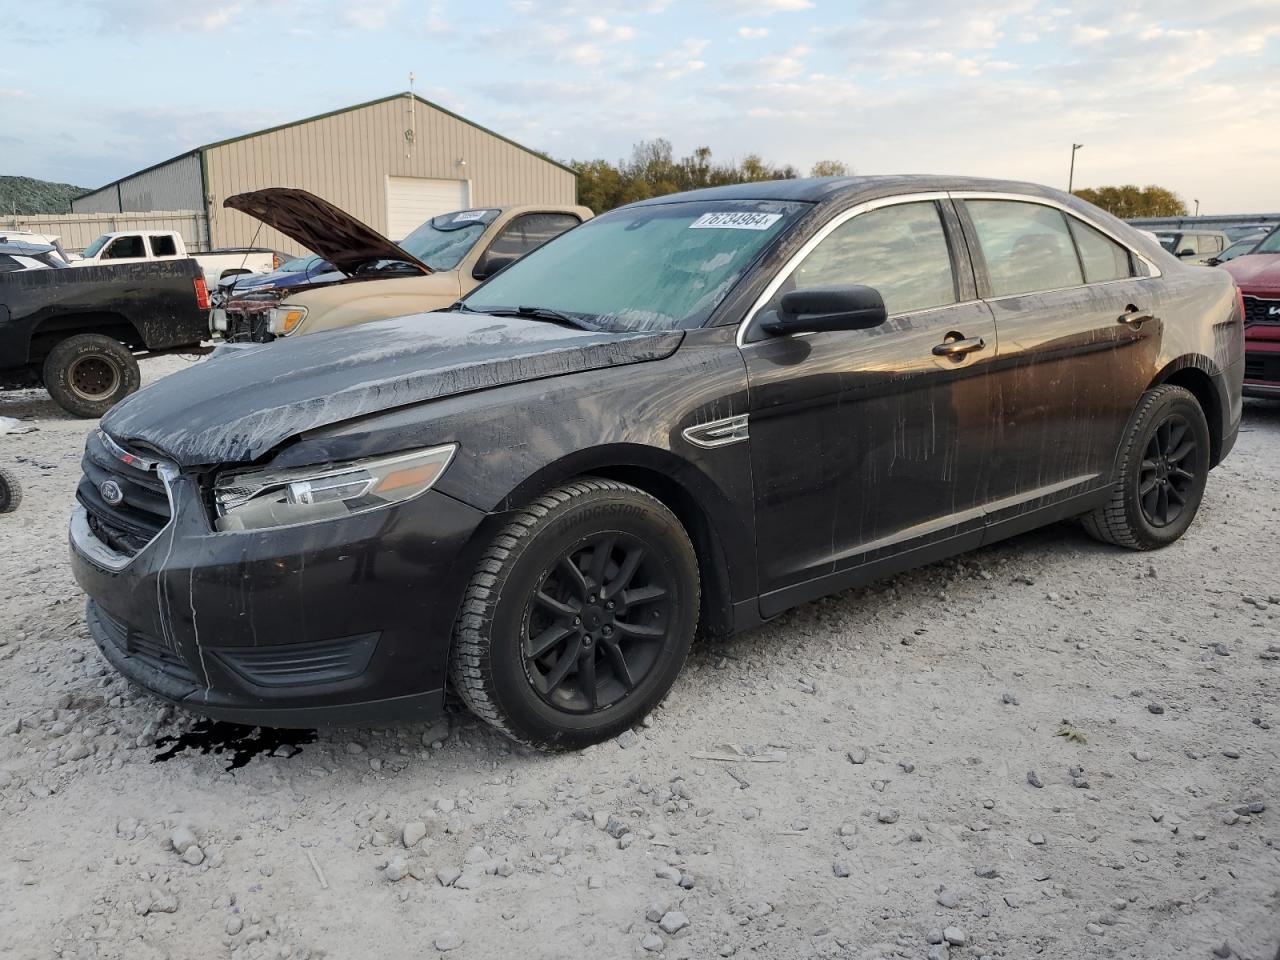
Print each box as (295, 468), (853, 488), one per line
(473, 254), (518, 281)
(761, 285), (888, 335)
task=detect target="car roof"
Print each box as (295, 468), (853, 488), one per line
(625, 174), (1073, 207)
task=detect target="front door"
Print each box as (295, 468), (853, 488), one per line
(740, 198), (998, 616)
(954, 197), (1161, 526)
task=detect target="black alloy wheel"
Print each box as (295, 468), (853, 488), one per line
(524, 533), (675, 714)
(1138, 413), (1199, 528)
(1080, 384), (1210, 550)
(451, 478), (700, 749)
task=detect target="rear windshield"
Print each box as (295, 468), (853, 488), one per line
(464, 199), (808, 332)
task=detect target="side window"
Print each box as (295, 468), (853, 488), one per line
(104, 235), (145, 259)
(0, 254), (21, 273)
(485, 213), (582, 261)
(1067, 218), (1134, 283)
(967, 200), (1083, 297)
(1197, 235), (1223, 254)
(149, 234), (177, 256)
(777, 201), (957, 316)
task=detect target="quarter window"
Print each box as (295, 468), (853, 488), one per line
(1068, 218), (1134, 283)
(149, 234), (178, 256)
(967, 200), (1083, 297)
(778, 201), (957, 316)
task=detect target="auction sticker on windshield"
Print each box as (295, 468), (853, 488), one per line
(689, 212), (783, 230)
(453, 211), (486, 223)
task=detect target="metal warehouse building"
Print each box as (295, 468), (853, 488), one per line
(72, 92), (577, 254)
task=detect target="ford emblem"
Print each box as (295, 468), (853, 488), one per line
(100, 479), (124, 507)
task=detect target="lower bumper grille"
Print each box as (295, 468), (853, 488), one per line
(97, 606), (197, 683)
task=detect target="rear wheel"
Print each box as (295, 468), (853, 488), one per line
(450, 479), (700, 749)
(42, 334), (140, 419)
(1081, 384), (1210, 550)
(0, 467), (20, 514)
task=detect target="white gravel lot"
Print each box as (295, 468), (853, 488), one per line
(1, 355), (1277, 960)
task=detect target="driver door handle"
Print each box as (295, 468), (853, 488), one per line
(932, 335), (986, 357)
(1118, 304), (1154, 325)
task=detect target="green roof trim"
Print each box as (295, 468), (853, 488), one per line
(199, 92), (577, 176)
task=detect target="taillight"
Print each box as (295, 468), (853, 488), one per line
(194, 276), (210, 310)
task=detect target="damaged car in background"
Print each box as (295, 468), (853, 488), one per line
(212, 188), (591, 341)
(70, 176), (1242, 748)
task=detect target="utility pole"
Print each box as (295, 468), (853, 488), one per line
(1067, 143), (1084, 193)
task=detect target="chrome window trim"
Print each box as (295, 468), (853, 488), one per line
(736, 189), (1162, 347)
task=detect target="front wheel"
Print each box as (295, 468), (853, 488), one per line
(1081, 384), (1211, 550)
(450, 479), (700, 749)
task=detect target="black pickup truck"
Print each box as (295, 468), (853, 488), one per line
(0, 259), (210, 417)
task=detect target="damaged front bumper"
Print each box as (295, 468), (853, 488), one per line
(69, 466), (487, 727)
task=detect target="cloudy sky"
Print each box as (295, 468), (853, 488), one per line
(3, 0), (1277, 213)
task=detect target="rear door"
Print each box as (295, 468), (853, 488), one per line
(954, 195), (1162, 529)
(741, 196), (998, 613)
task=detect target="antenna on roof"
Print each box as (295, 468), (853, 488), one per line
(405, 73), (417, 158)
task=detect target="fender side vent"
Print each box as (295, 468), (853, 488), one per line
(682, 414), (749, 449)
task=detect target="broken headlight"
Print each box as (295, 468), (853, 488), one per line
(212, 445), (457, 532)
(267, 304), (307, 336)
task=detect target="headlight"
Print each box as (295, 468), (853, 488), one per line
(212, 444), (456, 532)
(267, 305), (307, 336)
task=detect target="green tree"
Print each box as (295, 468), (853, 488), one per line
(1074, 185), (1188, 218)
(809, 160), (851, 178)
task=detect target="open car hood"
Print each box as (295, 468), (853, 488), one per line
(223, 188), (431, 277)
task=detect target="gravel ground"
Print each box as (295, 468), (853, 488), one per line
(1, 356), (1277, 960)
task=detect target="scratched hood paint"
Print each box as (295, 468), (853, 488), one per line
(102, 312), (683, 467)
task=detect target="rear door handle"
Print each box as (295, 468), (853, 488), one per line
(1118, 304), (1154, 325)
(932, 335), (986, 357)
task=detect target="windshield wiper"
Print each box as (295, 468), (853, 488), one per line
(472, 305), (595, 330)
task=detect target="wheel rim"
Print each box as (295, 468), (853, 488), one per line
(68, 356), (121, 402)
(523, 532), (675, 714)
(1139, 412), (1199, 527)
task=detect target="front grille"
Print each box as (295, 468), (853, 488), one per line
(76, 431), (172, 557)
(96, 606), (197, 682)
(1245, 353), (1280, 383)
(1243, 296), (1280, 327)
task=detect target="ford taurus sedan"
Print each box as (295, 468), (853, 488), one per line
(69, 176), (1244, 748)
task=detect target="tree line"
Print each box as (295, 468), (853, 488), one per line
(563, 140), (1192, 221)
(565, 139), (850, 213)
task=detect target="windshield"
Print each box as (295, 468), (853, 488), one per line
(82, 235), (111, 258)
(1254, 227), (1280, 254)
(400, 209), (500, 270)
(464, 200), (807, 332)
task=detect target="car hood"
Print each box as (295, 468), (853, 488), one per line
(224, 188), (431, 277)
(1222, 254), (1280, 294)
(102, 312), (684, 468)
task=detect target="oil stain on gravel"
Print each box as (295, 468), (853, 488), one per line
(152, 720), (317, 770)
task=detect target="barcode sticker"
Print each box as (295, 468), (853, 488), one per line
(689, 212), (783, 230)
(453, 211), (486, 223)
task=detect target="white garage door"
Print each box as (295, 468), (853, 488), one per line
(385, 176), (470, 239)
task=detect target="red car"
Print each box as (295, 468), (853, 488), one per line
(1223, 226), (1280, 397)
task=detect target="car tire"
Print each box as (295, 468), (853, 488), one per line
(450, 478), (700, 750)
(43, 334), (141, 419)
(0, 467), (21, 514)
(1081, 384), (1211, 550)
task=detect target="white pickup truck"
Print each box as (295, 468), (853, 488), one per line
(73, 230), (284, 289)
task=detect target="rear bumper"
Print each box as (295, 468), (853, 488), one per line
(70, 477), (489, 728)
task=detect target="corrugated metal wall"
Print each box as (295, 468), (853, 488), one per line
(70, 153), (203, 216)
(2, 211), (209, 252)
(203, 96), (577, 253)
